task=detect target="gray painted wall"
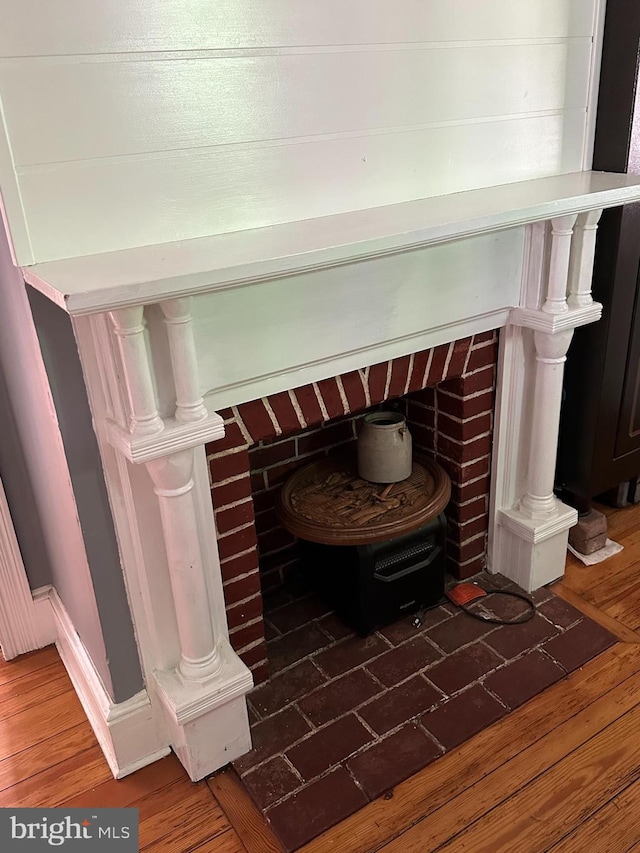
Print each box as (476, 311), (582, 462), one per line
(28, 287), (143, 703)
(0, 228), (112, 694)
(0, 363), (52, 589)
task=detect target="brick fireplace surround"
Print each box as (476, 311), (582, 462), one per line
(20, 173), (640, 785)
(207, 332), (498, 683)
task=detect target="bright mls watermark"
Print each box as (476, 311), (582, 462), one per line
(0, 808), (138, 850)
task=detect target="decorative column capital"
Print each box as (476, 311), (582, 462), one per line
(146, 449), (194, 496)
(160, 297), (192, 324)
(533, 329), (573, 363)
(550, 213), (579, 236)
(109, 305), (145, 336)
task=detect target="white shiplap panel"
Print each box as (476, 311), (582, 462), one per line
(192, 230), (524, 405)
(0, 0), (596, 56)
(0, 96), (31, 263)
(2, 43), (591, 166)
(18, 112), (586, 262)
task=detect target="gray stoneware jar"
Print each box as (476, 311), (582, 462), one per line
(357, 411), (412, 483)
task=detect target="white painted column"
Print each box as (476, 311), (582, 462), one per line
(160, 298), (208, 423)
(145, 449), (221, 682)
(543, 214), (578, 314)
(491, 212), (604, 591)
(520, 329), (574, 517)
(109, 307), (164, 436)
(568, 209), (603, 308)
(520, 214), (576, 516)
(97, 302), (251, 781)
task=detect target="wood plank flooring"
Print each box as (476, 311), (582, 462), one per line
(2, 501), (640, 852)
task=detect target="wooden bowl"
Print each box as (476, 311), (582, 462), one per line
(277, 453), (450, 546)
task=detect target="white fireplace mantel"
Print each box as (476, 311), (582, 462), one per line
(23, 171), (640, 315)
(19, 170), (640, 782)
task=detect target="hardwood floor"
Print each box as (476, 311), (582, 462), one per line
(3, 501), (640, 852)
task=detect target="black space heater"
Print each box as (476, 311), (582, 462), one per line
(298, 513), (447, 636)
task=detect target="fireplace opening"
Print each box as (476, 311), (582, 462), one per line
(206, 331), (498, 683)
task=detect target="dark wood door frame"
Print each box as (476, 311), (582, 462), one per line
(558, 0), (640, 501)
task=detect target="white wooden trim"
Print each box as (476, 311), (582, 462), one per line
(0, 479), (55, 658)
(487, 210), (601, 591)
(37, 585), (170, 779)
(0, 93), (32, 265)
(72, 314), (252, 782)
(500, 501), (578, 545)
(582, 0), (608, 170)
(72, 312), (184, 675)
(488, 324), (528, 567)
(22, 172), (640, 316)
(204, 310), (512, 414)
(511, 303), (602, 334)
(106, 413), (225, 464)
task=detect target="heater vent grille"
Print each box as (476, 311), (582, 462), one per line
(375, 539), (435, 573)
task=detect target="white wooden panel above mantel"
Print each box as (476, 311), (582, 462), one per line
(22, 172), (640, 316)
(17, 112), (587, 263)
(0, 0), (602, 264)
(16, 112), (586, 263)
(0, 0), (597, 56)
(3, 43), (590, 165)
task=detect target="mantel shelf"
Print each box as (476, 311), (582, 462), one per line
(23, 171), (640, 316)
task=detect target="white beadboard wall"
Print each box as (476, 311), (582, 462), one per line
(0, 0), (602, 266)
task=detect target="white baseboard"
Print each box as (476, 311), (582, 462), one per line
(0, 476), (56, 659)
(35, 586), (170, 778)
(32, 588), (57, 647)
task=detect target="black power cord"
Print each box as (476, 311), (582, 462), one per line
(452, 588), (536, 624)
(413, 583), (536, 627)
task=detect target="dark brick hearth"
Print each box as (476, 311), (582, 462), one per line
(228, 577), (616, 851)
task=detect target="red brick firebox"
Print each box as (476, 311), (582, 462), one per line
(206, 331), (498, 683)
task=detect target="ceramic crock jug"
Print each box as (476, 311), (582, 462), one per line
(357, 411), (413, 483)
